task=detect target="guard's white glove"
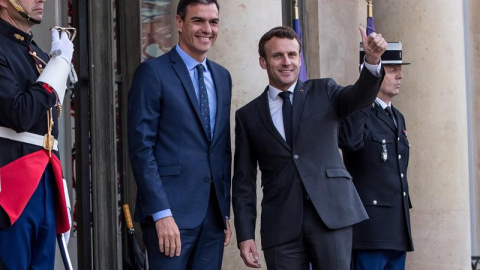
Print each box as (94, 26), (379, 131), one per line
(50, 29), (74, 63)
(62, 178), (72, 244)
(36, 29), (74, 106)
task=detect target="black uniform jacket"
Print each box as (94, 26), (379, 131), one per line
(0, 19), (67, 231)
(339, 102), (414, 251)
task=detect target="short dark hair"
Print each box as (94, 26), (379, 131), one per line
(177, 0), (220, 20)
(258, 26), (302, 58)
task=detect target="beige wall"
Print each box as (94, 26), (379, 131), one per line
(374, 1), (471, 269)
(469, 0), (480, 255)
(304, 0), (364, 85)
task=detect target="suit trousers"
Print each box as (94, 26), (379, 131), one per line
(0, 165), (57, 270)
(352, 249), (406, 270)
(142, 184), (225, 270)
(264, 198), (353, 270)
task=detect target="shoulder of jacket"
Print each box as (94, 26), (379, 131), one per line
(237, 93), (264, 113)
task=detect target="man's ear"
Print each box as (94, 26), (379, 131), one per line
(259, 57), (267, 69)
(175, 14), (183, 33)
(0, 0), (8, 9)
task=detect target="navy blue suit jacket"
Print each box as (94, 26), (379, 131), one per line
(128, 48), (232, 229)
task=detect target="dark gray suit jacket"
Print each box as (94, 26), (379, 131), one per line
(232, 67), (383, 249)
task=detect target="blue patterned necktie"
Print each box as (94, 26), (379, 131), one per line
(196, 64), (211, 140)
(278, 91), (292, 147)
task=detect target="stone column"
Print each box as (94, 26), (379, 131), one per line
(207, 1), (283, 269)
(374, 1), (471, 269)
(303, 0), (364, 85)
(468, 0), (480, 254)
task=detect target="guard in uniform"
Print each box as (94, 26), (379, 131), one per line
(0, 0), (74, 268)
(339, 43), (413, 270)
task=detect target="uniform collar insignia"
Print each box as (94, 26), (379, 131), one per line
(0, 18), (33, 46)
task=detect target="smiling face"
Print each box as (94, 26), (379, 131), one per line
(259, 37), (301, 91)
(176, 3), (219, 62)
(378, 64), (403, 103)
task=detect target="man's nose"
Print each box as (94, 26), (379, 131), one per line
(281, 56), (291, 65)
(201, 23), (212, 33)
(397, 70), (403, 79)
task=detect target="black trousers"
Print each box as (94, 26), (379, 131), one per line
(264, 199), (353, 270)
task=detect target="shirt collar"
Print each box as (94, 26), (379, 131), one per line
(375, 97), (391, 109)
(268, 81), (298, 101)
(0, 18), (33, 47)
(176, 44), (207, 71)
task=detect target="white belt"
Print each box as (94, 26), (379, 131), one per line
(0, 126), (58, 151)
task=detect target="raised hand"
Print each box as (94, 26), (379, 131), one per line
(359, 26), (387, 65)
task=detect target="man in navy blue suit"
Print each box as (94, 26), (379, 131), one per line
(128, 0), (232, 269)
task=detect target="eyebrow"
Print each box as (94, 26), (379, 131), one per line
(191, 16), (219, 22)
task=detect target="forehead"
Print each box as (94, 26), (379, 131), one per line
(264, 37), (300, 54)
(184, 3), (219, 18)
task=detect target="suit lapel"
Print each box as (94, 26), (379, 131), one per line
(256, 87), (291, 150)
(372, 103), (396, 133)
(292, 80), (307, 146)
(208, 60), (223, 142)
(170, 49), (209, 140)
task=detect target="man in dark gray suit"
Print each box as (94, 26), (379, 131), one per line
(128, 0), (232, 269)
(232, 26), (386, 270)
(339, 42), (413, 270)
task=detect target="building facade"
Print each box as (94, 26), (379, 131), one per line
(32, 0), (478, 269)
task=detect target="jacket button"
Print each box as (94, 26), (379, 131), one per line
(401, 173), (404, 178)
(403, 192), (406, 197)
(382, 139), (386, 144)
(398, 155), (402, 160)
(293, 154), (299, 160)
(398, 137), (400, 141)
(204, 177), (211, 182)
(373, 200), (378, 205)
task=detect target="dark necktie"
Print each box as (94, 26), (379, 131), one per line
(385, 106), (397, 128)
(278, 91), (292, 147)
(196, 64), (211, 140)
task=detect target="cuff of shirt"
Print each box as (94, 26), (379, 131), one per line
(152, 209), (173, 222)
(363, 56), (382, 77)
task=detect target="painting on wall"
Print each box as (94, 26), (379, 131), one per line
(141, 0), (172, 61)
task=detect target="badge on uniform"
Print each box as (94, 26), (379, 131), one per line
(381, 138), (388, 162)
